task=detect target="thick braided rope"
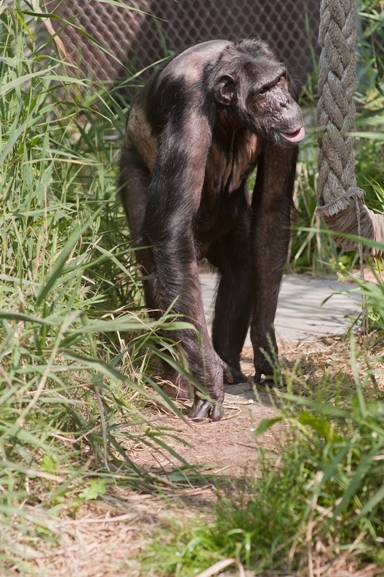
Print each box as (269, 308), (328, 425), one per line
(316, 0), (384, 253)
(317, 0), (363, 214)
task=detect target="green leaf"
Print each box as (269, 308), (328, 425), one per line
(254, 417), (283, 436)
(333, 449), (379, 520)
(40, 454), (58, 474)
(79, 479), (107, 501)
(355, 481), (384, 522)
(298, 411), (339, 442)
(36, 206), (102, 306)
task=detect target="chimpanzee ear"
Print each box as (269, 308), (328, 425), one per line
(213, 74), (237, 105)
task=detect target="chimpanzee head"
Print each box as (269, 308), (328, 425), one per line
(211, 40), (305, 147)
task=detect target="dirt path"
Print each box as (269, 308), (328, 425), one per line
(23, 347), (291, 577)
(130, 348), (286, 478)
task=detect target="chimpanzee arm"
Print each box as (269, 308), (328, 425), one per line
(251, 142), (298, 381)
(141, 107), (227, 420)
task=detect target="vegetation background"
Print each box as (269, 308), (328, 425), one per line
(0, 0), (384, 575)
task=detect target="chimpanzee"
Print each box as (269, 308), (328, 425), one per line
(119, 39), (304, 421)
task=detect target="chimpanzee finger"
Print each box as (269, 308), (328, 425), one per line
(209, 401), (223, 421)
(189, 398), (210, 420)
(189, 398), (223, 422)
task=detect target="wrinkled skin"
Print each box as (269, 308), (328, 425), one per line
(119, 39), (304, 421)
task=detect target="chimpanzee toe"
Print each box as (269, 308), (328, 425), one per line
(254, 372), (279, 387)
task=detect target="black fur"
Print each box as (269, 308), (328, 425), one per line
(119, 39), (304, 421)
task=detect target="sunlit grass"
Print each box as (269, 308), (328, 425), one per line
(0, 5), (200, 573)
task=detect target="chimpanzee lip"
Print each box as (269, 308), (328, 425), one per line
(281, 126), (305, 143)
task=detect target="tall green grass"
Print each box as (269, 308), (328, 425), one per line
(0, 5), (197, 571)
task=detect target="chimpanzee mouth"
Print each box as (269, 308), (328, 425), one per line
(281, 126), (305, 143)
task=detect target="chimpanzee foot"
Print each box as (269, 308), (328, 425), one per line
(254, 371), (278, 387)
(224, 366), (248, 384)
(221, 361), (233, 384)
(189, 398), (223, 421)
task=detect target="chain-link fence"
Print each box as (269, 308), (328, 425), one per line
(43, 0), (320, 93)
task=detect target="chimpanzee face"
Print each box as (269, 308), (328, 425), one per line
(213, 58), (305, 146)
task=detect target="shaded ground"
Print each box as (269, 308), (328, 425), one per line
(127, 334), (384, 479)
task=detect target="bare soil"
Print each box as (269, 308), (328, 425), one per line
(130, 350), (287, 478)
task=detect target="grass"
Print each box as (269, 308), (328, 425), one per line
(2, 2), (384, 576)
(0, 5), (201, 573)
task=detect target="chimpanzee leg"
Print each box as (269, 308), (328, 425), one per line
(251, 143), (298, 382)
(207, 211), (252, 383)
(119, 147), (190, 397)
(119, 147), (159, 310)
(119, 147), (150, 244)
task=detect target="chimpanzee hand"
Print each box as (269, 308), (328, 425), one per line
(189, 353), (231, 421)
